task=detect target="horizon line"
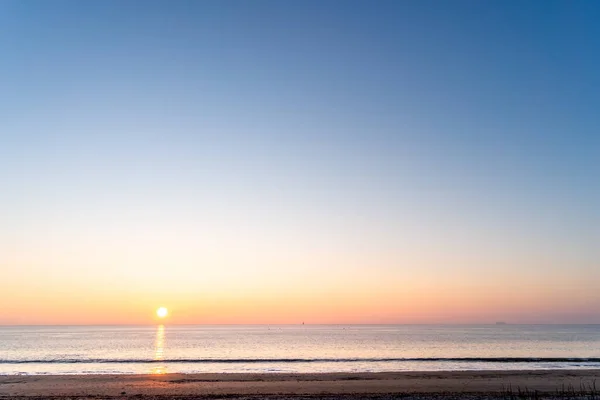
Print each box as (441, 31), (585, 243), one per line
(2, 322), (600, 327)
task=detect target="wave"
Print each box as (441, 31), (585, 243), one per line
(2, 357), (600, 364)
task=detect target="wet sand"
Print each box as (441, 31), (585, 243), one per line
(1, 370), (599, 399)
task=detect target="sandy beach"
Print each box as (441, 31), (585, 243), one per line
(1, 370), (599, 399)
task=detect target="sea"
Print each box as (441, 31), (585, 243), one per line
(1, 325), (599, 375)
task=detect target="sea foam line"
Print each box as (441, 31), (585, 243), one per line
(2, 357), (600, 364)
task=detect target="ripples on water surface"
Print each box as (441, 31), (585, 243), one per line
(1, 325), (599, 374)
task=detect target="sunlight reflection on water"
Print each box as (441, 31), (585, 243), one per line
(151, 324), (166, 374)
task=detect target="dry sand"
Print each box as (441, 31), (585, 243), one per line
(1, 370), (599, 399)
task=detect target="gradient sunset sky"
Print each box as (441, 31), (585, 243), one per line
(1, 0), (599, 325)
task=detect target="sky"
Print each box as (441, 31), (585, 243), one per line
(1, 0), (599, 325)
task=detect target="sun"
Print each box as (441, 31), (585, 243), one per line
(156, 307), (168, 318)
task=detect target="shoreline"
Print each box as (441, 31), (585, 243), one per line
(2, 370), (600, 399)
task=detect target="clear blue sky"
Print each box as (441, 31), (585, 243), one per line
(1, 0), (599, 324)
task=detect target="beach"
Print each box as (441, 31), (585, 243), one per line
(2, 370), (600, 399)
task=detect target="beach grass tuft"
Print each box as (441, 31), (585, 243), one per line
(502, 380), (598, 400)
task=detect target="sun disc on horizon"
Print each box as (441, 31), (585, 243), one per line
(156, 307), (168, 318)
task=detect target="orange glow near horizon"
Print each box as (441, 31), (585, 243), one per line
(1, 279), (599, 325)
(2, 256), (599, 325)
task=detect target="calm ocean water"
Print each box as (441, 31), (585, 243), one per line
(1, 325), (599, 375)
